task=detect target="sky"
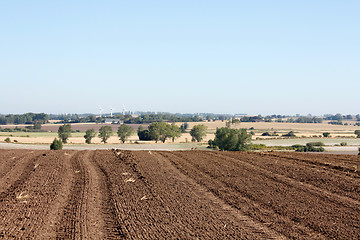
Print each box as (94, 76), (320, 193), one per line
(0, 0), (359, 115)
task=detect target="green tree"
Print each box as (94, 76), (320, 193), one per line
(117, 124), (134, 143)
(355, 130), (360, 138)
(292, 143), (324, 152)
(138, 125), (152, 140)
(323, 132), (330, 137)
(169, 124), (182, 142)
(98, 126), (113, 143)
(88, 115), (97, 122)
(208, 139), (215, 149)
(180, 122), (188, 133)
(58, 124), (72, 143)
(148, 122), (172, 143)
(190, 124), (207, 142)
(96, 117), (104, 123)
(282, 131), (296, 137)
(212, 127), (251, 151)
(33, 122), (42, 130)
(50, 138), (63, 150)
(84, 128), (96, 144)
(138, 125), (144, 134)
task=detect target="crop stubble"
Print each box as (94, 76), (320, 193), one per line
(0, 149), (359, 239)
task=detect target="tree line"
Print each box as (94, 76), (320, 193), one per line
(0, 113), (48, 125)
(5, 112), (360, 126)
(54, 122), (209, 147)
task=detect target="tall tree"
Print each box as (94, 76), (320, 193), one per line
(98, 126), (113, 143)
(190, 124), (207, 142)
(180, 122), (188, 133)
(117, 124), (134, 143)
(84, 128), (96, 144)
(148, 122), (172, 143)
(58, 124), (72, 143)
(169, 124), (182, 142)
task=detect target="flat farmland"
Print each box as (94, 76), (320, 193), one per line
(0, 123), (149, 132)
(1, 121), (360, 145)
(41, 123), (150, 132)
(0, 150), (360, 239)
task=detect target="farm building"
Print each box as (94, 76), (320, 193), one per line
(104, 118), (122, 124)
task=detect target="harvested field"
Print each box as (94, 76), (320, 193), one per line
(0, 123), (149, 132)
(0, 150), (359, 239)
(41, 123), (150, 132)
(2, 121), (359, 145)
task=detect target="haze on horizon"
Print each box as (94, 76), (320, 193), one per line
(1, 1), (359, 116)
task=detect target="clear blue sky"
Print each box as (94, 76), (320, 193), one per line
(1, 1), (359, 115)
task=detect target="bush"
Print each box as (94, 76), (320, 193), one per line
(306, 143), (325, 152)
(307, 142), (325, 147)
(50, 138), (63, 150)
(282, 131), (296, 137)
(262, 132), (278, 136)
(323, 132), (330, 137)
(4, 137), (11, 143)
(211, 127), (251, 151)
(340, 142), (348, 146)
(292, 143), (325, 152)
(311, 146), (325, 152)
(292, 144), (307, 152)
(355, 130), (360, 138)
(248, 144), (267, 150)
(138, 129), (152, 140)
(208, 139), (215, 149)
(328, 121), (343, 125)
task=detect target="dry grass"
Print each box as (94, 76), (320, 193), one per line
(1, 121), (359, 145)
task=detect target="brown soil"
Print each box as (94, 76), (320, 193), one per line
(0, 150), (359, 239)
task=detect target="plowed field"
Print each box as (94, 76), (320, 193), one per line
(0, 150), (359, 239)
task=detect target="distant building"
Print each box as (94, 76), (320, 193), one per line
(234, 114), (247, 118)
(104, 118), (122, 124)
